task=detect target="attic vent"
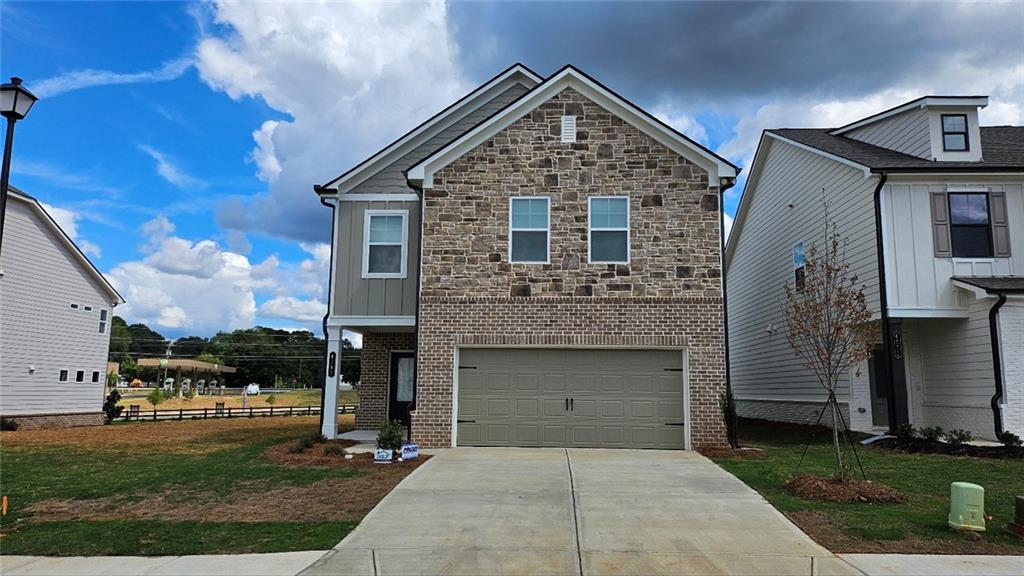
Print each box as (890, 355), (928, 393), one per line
(561, 115), (577, 143)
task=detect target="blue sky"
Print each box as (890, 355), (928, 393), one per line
(2, 1), (1021, 341)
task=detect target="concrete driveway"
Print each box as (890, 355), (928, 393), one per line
(301, 448), (858, 575)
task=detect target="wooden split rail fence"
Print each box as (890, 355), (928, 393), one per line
(122, 404), (358, 422)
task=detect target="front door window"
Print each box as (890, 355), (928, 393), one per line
(388, 352), (416, 426)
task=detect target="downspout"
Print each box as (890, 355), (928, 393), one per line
(315, 185), (337, 434)
(988, 292), (1007, 437)
(871, 171), (901, 431)
(405, 174), (425, 444)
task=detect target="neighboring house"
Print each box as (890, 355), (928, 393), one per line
(316, 64), (739, 449)
(0, 187), (124, 428)
(726, 96), (1024, 441)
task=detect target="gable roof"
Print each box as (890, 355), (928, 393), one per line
(770, 126), (1024, 172)
(317, 63), (542, 194)
(6, 187), (124, 305)
(407, 65), (740, 189)
(829, 95), (988, 135)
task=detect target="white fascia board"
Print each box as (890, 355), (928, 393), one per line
(326, 315), (416, 327)
(337, 194), (420, 202)
(765, 132), (872, 177)
(322, 65), (541, 194)
(8, 188), (125, 305)
(831, 96), (988, 135)
(951, 280), (996, 300)
(408, 67), (738, 189)
(888, 306), (972, 318)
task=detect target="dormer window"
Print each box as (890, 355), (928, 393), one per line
(941, 114), (969, 152)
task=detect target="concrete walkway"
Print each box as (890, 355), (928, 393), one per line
(0, 551), (326, 575)
(839, 554), (1024, 575)
(300, 447), (855, 575)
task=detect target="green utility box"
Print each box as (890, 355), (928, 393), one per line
(948, 482), (986, 531)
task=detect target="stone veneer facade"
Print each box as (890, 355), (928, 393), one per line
(355, 332), (416, 430)
(410, 87), (728, 449)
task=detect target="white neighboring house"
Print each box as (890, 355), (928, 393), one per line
(0, 187), (124, 428)
(726, 96), (1024, 441)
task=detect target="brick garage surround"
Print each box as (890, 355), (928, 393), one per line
(356, 332), (416, 430)
(2, 411), (103, 430)
(410, 87), (727, 449)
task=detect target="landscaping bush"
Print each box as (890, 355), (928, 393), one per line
(997, 431), (1023, 449)
(102, 389), (124, 424)
(894, 423), (916, 440)
(918, 426), (944, 442)
(288, 437), (315, 454)
(377, 420), (405, 452)
(309, 432), (327, 444)
(146, 387), (165, 409)
(323, 445), (347, 456)
(0, 417), (19, 431)
(719, 387), (739, 448)
(265, 394), (277, 406)
(943, 428), (973, 448)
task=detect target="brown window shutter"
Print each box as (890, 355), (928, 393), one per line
(990, 191), (1011, 257)
(930, 192), (951, 257)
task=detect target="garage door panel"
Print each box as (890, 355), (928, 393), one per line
(487, 399), (510, 417)
(515, 399), (539, 417)
(600, 400), (625, 418)
(541, 374), (568, 393)
(573, 399), (597, 417)
(543, 399), (568, 417)
(630, 400), (655, 418)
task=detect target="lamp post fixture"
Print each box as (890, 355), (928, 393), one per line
(0, 77), (39, 257)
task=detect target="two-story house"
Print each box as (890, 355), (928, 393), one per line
(726, 96), (1024, 441)
(315, 64), (739, 449)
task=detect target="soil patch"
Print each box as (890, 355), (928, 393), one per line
(786, 474), (906, 504)
(788, 511), (1022, 555)
(872, 437), (1024, 459)
(699, 446), (767, 459)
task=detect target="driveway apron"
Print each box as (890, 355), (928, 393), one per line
(300, 448), (856, 576)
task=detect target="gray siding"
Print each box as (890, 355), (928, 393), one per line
(351, 84), (531, 195)
(332, 200), (420, 317)
(0, 198), (115, 415)
(845, 107), (932, 159)
(726, 138), (881, 405)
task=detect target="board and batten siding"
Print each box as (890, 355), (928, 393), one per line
(845, 107), (932, 159)
(726, 137), (881, 408)
(883, 180), (1023, 311)
(332, 200), (420, 317)
(0, 199), (115, 416)
(353, 84), (531, 195)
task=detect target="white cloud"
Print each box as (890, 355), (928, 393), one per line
(12, 159), (121, 196)
(723, 213), (734, 244)
(138, 145), (204, 189)
(194, 0), (466, 241)
(39, 201), (102, 258)
(32, 57), (193, 98)
(651, 103), (708, 144)
(258, 296), (326, 323)
(79, 240), (103, 259)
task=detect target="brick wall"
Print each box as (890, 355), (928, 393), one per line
(412, 87), (726, 449)
(356, 332), (416, 430)
(2, 411), (103, 430)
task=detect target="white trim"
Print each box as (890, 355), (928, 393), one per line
(951, 280), (997, 300)
(407, 66), (738, 189)
(509, 196), (550, 264)
(361, 209), (409, 279)
(764, 132), (872, 177)
(450, 344), (692, 450)
(327, 315), (416, 327)
(338, 194), (420, 202)
(888, 306), (971, 318)
(321, 65), (541, 193)
(587, 196), (630, 264)
(830, 96), (988, 135)
(946, 185), (991, 192)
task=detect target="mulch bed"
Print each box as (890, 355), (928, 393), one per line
(872, 437), (1024, 459)
(786, 474), (906, 504)
(699, 446), (767, 459)
(263, 438), (431, 469)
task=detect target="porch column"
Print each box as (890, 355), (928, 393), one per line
(321, 324), (342, 438)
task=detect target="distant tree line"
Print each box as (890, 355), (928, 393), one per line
(108, 316), (361, 388)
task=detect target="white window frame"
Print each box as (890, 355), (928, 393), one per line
(588, 196), (631, 264)
(509, 197), (551, 264)
(362, 209), (409, 279)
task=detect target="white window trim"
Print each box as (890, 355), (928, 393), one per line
(588, 196), (631, 264)
(361, 209), (409, 279)
(509, 197), (551, 264)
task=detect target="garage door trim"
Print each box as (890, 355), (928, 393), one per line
(450, 345), (690, 449)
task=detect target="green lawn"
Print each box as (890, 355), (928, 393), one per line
(0, 416), (363, 555)
(712, 419), (1024, 554)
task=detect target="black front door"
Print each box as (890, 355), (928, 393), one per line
(869, 345), (890, 428)
(388, 352), (416, 426)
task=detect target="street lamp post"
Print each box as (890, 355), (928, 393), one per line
(0, 77), (39, 257)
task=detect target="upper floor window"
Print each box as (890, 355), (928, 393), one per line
(793, 242), (806, 291)
(99, 309), (108, 334)
(59, 369), (69, 382)
(362, 210), (408, 278)
(589, 197), (629, 264)
(75, 370), (85, 383)
(510, 197), (549, 263)
(948, 193), (992, 257)
(941, 114), (969, 152)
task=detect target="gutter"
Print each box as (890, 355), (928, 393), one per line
(988, 291), (1007, 437)
(871, 171), (901, 431)
(315, 185), (337, 434)
(404, 173), (426, 444)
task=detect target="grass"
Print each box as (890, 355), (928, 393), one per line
(117, 389), (359, 411)
(712, 419), (1024, 554)
(0, 416), (363, 555)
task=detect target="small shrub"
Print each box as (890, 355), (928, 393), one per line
(894, 423), (916, 440)
(943, 428), (973, 448)
(918, 426), (944, 442)
(309, 432), (326, 444)
(323, 445), (347, 456)
(102, 388), (124, 424)
(0, 417), (19, 431)
(719, 387), (739, 448)
(146, 387), (165, 409)
(377, 420), (405, 452)
(265, 394), (277, 406)
(289, 437), (315, 454)
(997, 431), (1023, 449)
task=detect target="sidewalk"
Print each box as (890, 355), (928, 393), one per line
(839, 554), (1024, 575)
(0, 551), (327, 576)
